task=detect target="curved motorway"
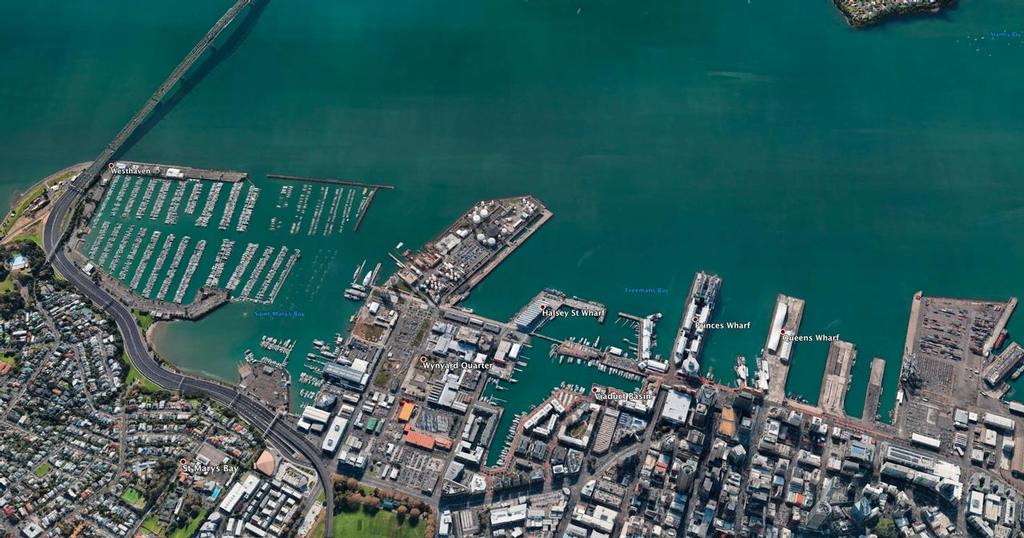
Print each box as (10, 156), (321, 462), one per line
(44, 177), (335, 536)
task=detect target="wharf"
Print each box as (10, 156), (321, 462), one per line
(447, 205), (553, 306)
(862, 357), (886, 421)
(667, 271), (722, 377)
(112, 161), (247, 183)
(764, 294), (805, 404)
(266, 173), (395, 191)
(983, 296), (1018, 357)
(511, 289), (605, 331)
(819, 340), (856, 416)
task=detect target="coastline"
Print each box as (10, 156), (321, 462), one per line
(833, 0), (956, 28)
(148, 319), (240, 385)
(1, 161), (91, 244)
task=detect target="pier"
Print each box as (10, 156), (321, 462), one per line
(818, 340), (856, 416)
(266, 173), (395, 191)
(862, 357), (886, 421)
(763, 294), (805, 404)
(352, 187), (378, 232)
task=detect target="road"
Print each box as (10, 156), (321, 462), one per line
(43, 182), (335, 536)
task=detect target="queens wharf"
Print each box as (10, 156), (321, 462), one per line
(782, 333), (840, 343)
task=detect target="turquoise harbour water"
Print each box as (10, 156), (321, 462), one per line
(4, 1), (1024, 426)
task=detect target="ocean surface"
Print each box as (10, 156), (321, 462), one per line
(4, 0), (1024, 439)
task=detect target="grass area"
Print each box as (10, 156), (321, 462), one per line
(311, 510), (423, 538)
(0, 353), (15, 367)
(33, 462), (51, 477)
(121, 487), (145, 509)
(123, 352), (162, 393)
(0, 274), (13, 294)
(373, 368), (391, 387)
(168, 508), (208, 538)
(141, 514), (165, 536)
(132, 309), (154, 331)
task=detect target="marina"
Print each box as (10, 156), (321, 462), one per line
(205, 238), (236, 287)
(148, 179), (170, 220)
(128, 230), (161, 290)
(141, 233), (175, 297)
(173, 239), (206, 303)
(194, 181), (222, 228)
(235, 184), (260, 232)
(156, 236), (191, 301)
(183, 181), (202, 215)
(218, 181), (244, 230)
(163, 181), (187, 225)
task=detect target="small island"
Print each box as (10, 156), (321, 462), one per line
(834, 0), (956, 28)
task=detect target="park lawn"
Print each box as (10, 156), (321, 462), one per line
(0, 275), (13, 294)
(168, 508), (208, 538)
(124, 352), (162, 393)
(121, 487), (145, 509)
(141, 514), (165, 536)
(312, 510), (423, 538)
(33, 462), (51, 477)
(0, 353), (15, 367)
(132, 309), (154, 331)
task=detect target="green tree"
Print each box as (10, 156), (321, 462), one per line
(873, 518), (898, 538)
